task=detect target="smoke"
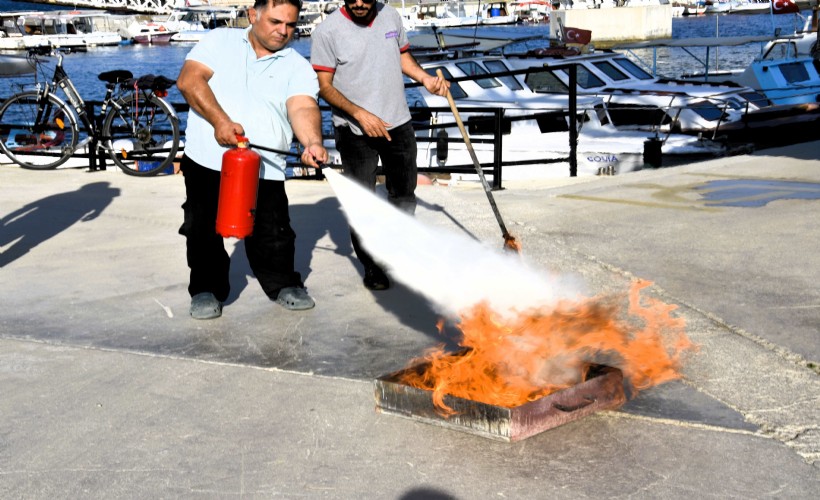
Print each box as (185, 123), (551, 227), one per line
(322, 169), (585, 318)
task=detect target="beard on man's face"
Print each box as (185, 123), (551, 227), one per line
(347, 3), (373, 20)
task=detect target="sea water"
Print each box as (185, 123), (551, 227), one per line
(0, 0), (808, 122)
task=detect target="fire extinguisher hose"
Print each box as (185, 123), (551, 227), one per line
(246, 142), (301, 158)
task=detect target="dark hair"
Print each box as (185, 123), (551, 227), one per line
(253, 0), (303, 11)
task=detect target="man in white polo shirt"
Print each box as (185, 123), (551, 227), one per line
(311, 0), (448, 291)
(177, 0), (327, 319)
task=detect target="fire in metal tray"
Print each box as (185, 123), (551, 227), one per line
(373, 281), (696, 441)
(375, 360), (627, 442)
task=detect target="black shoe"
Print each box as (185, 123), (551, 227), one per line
(364, 265), (390, 291)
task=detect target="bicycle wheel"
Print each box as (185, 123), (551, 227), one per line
(0, 91), (79, 170)
(102, 92), (180, 176)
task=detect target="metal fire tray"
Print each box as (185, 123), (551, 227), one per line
(374, 361), (626, 442)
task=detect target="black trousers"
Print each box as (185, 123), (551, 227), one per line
(335, 121), (418, 269)
(179, 155), (303, 302)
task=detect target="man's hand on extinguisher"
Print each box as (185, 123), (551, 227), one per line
(213, 119), (245, 147)
(301, 142), (328, 169)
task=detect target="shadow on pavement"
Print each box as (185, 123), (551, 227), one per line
(0, 181), (120, 267)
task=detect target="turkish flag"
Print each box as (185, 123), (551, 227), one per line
(772, 0), (800, 14)
(563, 27), (592, 45)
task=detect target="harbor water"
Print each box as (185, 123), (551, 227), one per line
(0, 1), (811, 121)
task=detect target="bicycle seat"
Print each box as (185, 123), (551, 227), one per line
(99, 70), (134, 84)
(130, 74), (177, 92)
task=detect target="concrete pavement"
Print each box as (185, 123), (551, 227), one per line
(1, 142), (818, 498)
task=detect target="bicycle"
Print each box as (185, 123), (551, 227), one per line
(0, 45), (181, 176)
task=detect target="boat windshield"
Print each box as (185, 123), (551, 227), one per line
(611, 57), (654, 80)
(554, 66), (605, 90)
(525, 69), (569, 93)
(778, 61), (813, 84)
(484, 60), (523, 90)
(591, 60), (631, 82)
(454, 61), (502, 89)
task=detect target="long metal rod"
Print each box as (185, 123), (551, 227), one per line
(436, 69), (520, 253)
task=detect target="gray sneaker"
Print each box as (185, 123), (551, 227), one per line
(275, 287), (315, 311)
(190, 292), (222, 320)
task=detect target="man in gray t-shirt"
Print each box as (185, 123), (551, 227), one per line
(311, 0), (448, 291)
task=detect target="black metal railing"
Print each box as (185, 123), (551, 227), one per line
(1, 66), (581, 189)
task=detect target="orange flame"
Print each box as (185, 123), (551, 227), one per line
(399, 280), (695, 415)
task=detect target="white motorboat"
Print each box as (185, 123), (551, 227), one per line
(704, 0), (734, 13)
(681, 52), (820, 105)
(13, 10), (123, 49)
(132, 25), (177, 45)
(401, 1), (519, 31)
(419, 33), (820, 141)
(0, 53), (34, 77)
(510, 1), (552, 24)
(0, 11), (45, 50)
(759, 12), (819, 60)
(122, 6), (249, 43)
(613, 34), (820, 128)
(728, 0), (771, 13)
(296, 0), (343, 37)
(410, 53), (728, 181)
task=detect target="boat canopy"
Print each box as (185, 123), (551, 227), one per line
(613, 35), (774, 50)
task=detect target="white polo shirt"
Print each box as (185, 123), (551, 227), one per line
(184, 27), (319, 181)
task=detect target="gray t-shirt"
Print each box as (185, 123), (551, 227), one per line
(311, 4), (411, 134)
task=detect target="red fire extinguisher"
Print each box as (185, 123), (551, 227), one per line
(216, 136), (261, 239)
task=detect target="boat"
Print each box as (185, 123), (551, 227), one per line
(0, 53), (34, 77)
(759, 11), (819, 60)
(296, 0), (343, 37)
(729, 0), (771, 13)
(0, 11), (45, 50)
(132, 25), (177, 44)
(15, 10), (123, 48)
(121, 6), (250, 43)
(612, 33), (820, 142)
(681, 52), (820, 105)
(704, 0), (735, 13)
(400, 1), (519, 31)
(510, 0), (552, 24)
(673, 1), (708, 16)
(384, 36), (731, 180)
